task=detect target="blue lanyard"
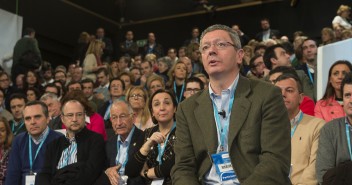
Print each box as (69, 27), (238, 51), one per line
(346, 124), (352, 160)
(173, 81), (185, 104)
(12, 120), (24, 135)
(213, 94), (234, 151)
(291, 111), (303, 138)
(157, 122), (176, 164)
(116, 126), (135, 170)
(306, 64), (314, 84)
(28, 129), (50, 172)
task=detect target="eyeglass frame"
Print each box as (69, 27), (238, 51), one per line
(200, 41), (237, 54)
(110, 113), (133, 122)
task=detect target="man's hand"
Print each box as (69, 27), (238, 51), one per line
(105, 164), (122, 185)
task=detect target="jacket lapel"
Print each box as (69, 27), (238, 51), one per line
(195, 90), (218, 153)
(228, 76), (251, 150)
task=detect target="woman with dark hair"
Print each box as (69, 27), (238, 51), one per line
(26, 87), (41, 102)
(23, 70), (43, 93)
(61, 90), (107, 140)
(0, 116), (13, 184)
(125, 89), (177, 185)
(315, 60), (352, 122)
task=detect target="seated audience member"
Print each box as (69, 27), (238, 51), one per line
(95, 100), (145, 185)
(316, 71), (352, 184)
(81, 78), (104, 110)
(146, 75), (165, 97)
(62, 90), (107, 141)
(109, 59), (120, 79)
(40, 93), (62, 130)
(139, 60), (158, 88)
(94, 68), (111, 102)
(118, 72), (135, 93)
(254, 44), (267, 56)
(130, 67), (142, 86)
(117, 56), (131, 73)
(183, 77), (204, 99)
(99, 78), (126, 131)
(274, 74), (325, 184)
(54, 70), (67, 86)
(5, 101), (62, 185)
(36, 99), (106, 184)
(166, 61), (188, 104)
(44, 83), (61, 100)
(14, 74), (25, 90)
(332, 5), (351, 30)
(126, 86), (154, 131)
(178, 57), (193, 79)
(0, 72), (20, 111)
(193, 73), (209, 89)
(246, 54), (269, 80)
(26, 87), (41, 102)
(126, 90), (177, 185)
(70, 66), (84, 83)
(0, 117), (13, 184)
(264, 44), (314, 100)
(0, 89), (13, 121)
(67, 81), (82, 92)
(269, 66), (315, 116)
(315, 60), (352, 122)
(8, 93), (27, 136)
(156, 57), (172, 83)
(320, 27), (336, 46)
(23, 70), (43, 94)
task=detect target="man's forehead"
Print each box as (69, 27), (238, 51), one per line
(276, 78), (297, 88)
(201, 30), (230, 43)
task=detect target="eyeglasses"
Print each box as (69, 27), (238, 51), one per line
(130, 94), (144, 99)
(110, 114), (131, 122)
(200, 41), (236, 54)
(63, 112), (85, 120)
(185, 88), (201, 93)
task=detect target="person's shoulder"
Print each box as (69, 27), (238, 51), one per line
(301, 114), (325, 127)
(322, 117), (345, 132)
(13, 132), (28, 143)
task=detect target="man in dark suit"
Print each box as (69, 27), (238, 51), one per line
(95, 100), (145, 185)
(171, 24), (291, 184)
(96, 27), (113, 62)
(40, 93), (63, 130)
(255, 18), (280, 42)
(118, 30), (139, 58)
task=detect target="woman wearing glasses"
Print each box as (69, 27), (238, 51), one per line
(126, 86), (154, 131)
(125, 89), (177, 185)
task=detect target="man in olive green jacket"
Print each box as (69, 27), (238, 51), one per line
(172, 24), (291, 185)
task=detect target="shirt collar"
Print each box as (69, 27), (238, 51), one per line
(290, 110), (303, 127)
(209, 73), (239, 97)
(31, 126), (49, 144)
(118, 126), (135, 144)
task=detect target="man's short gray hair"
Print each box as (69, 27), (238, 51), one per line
(40, 93), (59, 102)
(200, 24), (242, 49)
(111, 99), (133, 114)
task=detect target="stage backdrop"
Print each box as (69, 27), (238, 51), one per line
(317, 38), (352, 101)
(0, 8), (22, 75)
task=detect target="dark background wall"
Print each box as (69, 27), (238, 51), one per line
(0, 0), (349, 68)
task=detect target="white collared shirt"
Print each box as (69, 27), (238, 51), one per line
(204, 74), (240, 184)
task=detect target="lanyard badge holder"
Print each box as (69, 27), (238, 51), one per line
(211, 95), (239, 184)
(26, 129), (50, 185)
